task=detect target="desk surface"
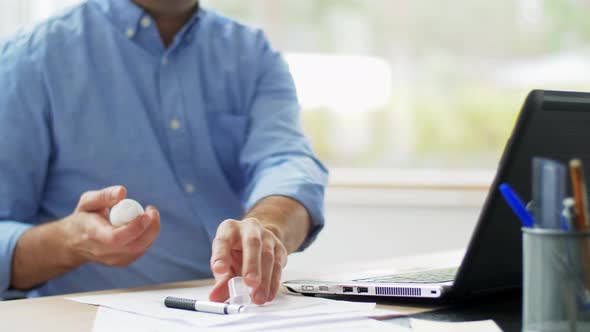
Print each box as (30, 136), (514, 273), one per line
(0, 279), (212, 331)
(388, 294), (522, 332)
(0, 279), (457, 332)
(0, 250), (522, 332)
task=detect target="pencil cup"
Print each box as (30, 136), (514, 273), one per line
(523, 228), (590, 332)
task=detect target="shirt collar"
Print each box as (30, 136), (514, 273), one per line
(91, 0), (203, 40)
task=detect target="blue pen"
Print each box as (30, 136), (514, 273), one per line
(499, 183), (535, 228)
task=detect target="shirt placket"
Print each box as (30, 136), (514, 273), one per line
(159, 50), (196, 196)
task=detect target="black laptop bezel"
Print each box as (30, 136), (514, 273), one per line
(451, 89), (590, 301)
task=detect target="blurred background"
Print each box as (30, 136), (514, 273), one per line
(4, 0), (590, 173)
(2, 0), (589, 269)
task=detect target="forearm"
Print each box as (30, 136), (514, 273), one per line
(10, 218), (80, 290)
(245, 195), (311, 253)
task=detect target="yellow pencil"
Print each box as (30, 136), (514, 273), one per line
(570, 159), (589, 230)
(570, 159), (590, 290)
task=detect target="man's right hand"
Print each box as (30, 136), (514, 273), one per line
(62, 186), (161, 267)
(10, 185), (161, 290)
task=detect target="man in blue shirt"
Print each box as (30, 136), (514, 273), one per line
(0, 0), (328, 305)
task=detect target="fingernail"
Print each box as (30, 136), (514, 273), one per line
(142, 215), (150, 227)
(255, 291), (266, 304)
(213, 260), (226, 271)
(111, 187), (120, 199)
(245, 273), (258, 283)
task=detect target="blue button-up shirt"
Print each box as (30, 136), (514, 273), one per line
(0, 0), (328, 298)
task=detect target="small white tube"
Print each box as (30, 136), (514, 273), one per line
(228, 276), (252, 306)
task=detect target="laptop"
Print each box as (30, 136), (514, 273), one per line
(284, 89), (590, 302)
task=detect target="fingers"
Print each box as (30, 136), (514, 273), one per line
(92, 212), (150, 248)
(253, 234), (275, 304)
(269, 243), (288, 301)
(77, 186), (126, 212)
(125, 206), (161, 254)
(209, 249), (241, 302)
(240, 221), (262, 289)
(208, 272), (233, 303)
(80, 206), (160, 267)
(70, 195), (161, 269)
(209, 218), (289, 305)
(275, 242), (288, 270)
(210, 220), (241, 279)
(268, 262), (283, 301)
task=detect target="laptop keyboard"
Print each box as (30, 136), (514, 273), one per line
(354, 267), (458, 284)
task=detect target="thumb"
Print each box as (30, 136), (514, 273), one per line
(76, 186), (127, 213)
(209, 273), (233, 303)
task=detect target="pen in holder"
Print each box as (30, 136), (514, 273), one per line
(522, 228), (590, 332)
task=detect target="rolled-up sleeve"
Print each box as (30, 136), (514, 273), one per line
(239, 32), (329, 251)
(0, 223), (33, 297)
(0, 40), (51, 297)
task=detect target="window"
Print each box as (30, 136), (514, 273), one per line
(205, 1), (590, 174)
(0, 0), (80, 36)
(3, 0), (590, 178)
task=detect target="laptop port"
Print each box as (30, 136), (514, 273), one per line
(357, 287), (368, 294)
(342, 286), (353, 293)
(319, 286), (329, 292)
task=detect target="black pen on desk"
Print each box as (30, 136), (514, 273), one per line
(164, 296), (246, 315)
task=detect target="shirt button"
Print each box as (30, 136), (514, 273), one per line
(140, 16), (151, 28)
(125, 27), (135, 38)
(170, 118), (181, 130)
(162, 57), (169, 66)
(185, 183), (195, 193)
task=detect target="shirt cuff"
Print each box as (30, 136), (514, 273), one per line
(0, 221), (33, 298)
(245, 182), (326, 252)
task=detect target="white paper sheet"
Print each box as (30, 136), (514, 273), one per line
(68, 285), (394, 328)
(410, 318), (503, 332)
(92, 307), (412, 332)
(92, 307), (191, 332)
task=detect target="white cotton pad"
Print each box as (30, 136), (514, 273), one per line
(109, 199), (144, 227)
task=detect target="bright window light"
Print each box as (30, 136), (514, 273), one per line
(285, 53), (392, 114)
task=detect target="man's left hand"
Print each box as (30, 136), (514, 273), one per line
(208, 218), (288, 305)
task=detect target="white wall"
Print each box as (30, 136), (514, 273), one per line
(285, 187), (488, 274)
